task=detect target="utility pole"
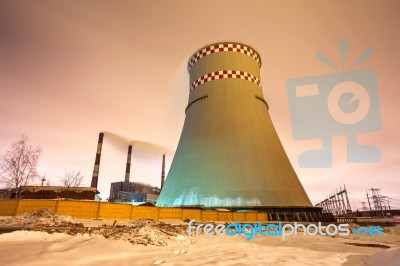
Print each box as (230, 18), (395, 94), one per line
(344, 184), (351, 213)
(366, 190), (372, 214)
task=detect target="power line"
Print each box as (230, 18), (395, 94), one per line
(315, 185), (352, 215)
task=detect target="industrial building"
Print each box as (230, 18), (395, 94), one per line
(89, 139), (165, 205)
(0, 186), (97, 200)
(0, 189), (11, 199)
(108, 181), (160, 204)
(156, 42), (320, 218)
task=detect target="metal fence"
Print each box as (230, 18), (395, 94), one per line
(0, 199), (268, 222)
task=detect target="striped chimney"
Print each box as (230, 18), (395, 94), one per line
(125, 145), (132, 183)
(91, 132), (104, 188)
(161, 154), (165, 189)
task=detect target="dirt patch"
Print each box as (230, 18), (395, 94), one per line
(0, 208), (81, 228)
(0, 209), (188, 246)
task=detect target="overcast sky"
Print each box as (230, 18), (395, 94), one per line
(0, 0), (399, 209)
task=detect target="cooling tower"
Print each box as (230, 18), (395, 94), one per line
(156, 42), (313, 208)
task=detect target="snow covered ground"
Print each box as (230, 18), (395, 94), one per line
(0, 210), (399, 265)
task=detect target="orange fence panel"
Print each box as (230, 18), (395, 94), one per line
(232, 212), (246, 222)
(131, 206), (159, 220)
(158, 208), (182, 220)
(256, 212), (267, 222)
(56, 200), (99, 219)
(17, 200), (58, 215)
(98, 202), (131, 220)
(0, 200), (19, 216)
(244, 212), (258, 222)
(182, 209), (202, 221)
(201, 211), (218, 221)
(218, 212), (234, 221)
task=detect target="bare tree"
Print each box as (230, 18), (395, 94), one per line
(59, 170), (84, 200)
(0, 135), (41, 198)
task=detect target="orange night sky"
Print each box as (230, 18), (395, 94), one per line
(0, 1), (399, 208)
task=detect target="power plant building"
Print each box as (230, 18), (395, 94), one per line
(157, 42), (314, 211)
(108, 181), (160, 204)
(105, 144), (162, 205)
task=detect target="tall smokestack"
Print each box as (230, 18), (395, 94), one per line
(91, 132), (104, 188)
(125, 145), (132, 183)
(161, 154), (165, 189)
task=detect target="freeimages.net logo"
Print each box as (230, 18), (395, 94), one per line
(286, 39), (382, 168)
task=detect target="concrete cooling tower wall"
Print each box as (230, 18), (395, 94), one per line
(157, 42), (313, 208)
